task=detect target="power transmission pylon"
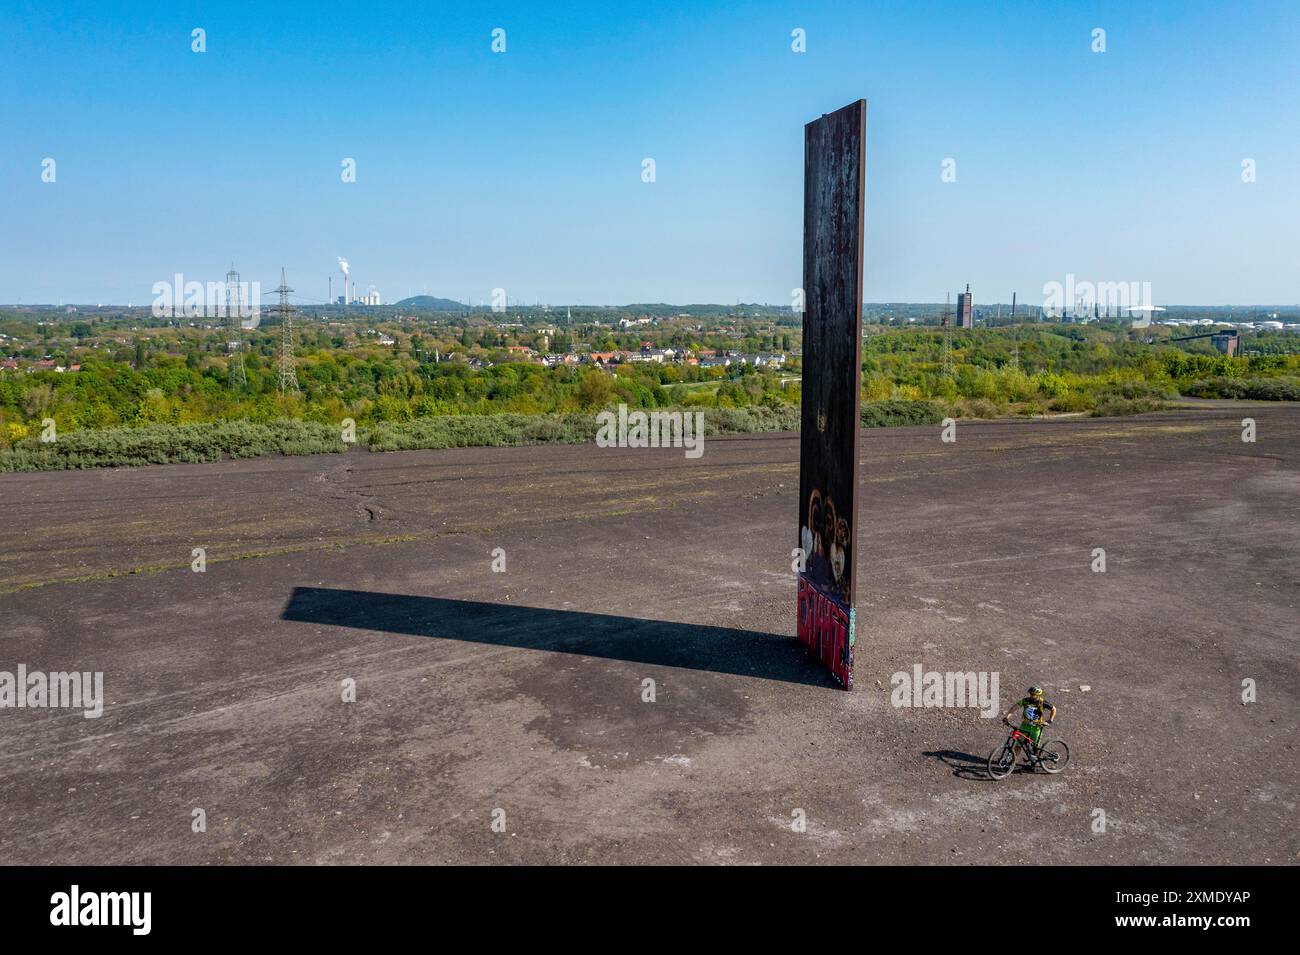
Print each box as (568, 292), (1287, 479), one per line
(941, 292), (953, 377)
(273, 268), (299, 394)
(225, 264), (247, 388)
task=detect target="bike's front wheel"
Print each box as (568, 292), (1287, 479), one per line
(988, 743), (1017, 779)
(1038, 739), (1070, 773)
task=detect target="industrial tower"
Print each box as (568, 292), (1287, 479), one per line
(957, 284), (974, 329)
(273, 268), (299, 394)
(225, 264), (247, 388)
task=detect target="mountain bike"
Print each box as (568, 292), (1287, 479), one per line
(988, 719), (1070, 779)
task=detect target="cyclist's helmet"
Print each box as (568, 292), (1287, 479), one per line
(1027, 685), (1044, 698)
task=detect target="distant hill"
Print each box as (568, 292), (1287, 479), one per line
(393, 295), (466, 310)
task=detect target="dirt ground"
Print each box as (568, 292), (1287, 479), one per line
(1, 405), (1296, 864)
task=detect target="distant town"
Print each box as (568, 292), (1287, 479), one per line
(2, 286), (1297, 470)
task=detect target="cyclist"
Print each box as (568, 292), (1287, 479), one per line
(1002, 686), (1056, 758)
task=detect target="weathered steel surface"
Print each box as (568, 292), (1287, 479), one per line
(797, 100), (866, 689)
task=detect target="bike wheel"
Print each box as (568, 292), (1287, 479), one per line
(1038, 739), (1070, 774)
(988, 743), (1017, 779)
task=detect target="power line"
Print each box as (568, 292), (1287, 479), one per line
(273, 268), (299, 394)
(225, 264), (246, 389)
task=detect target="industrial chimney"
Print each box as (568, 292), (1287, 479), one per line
(337, 257), (350, 305)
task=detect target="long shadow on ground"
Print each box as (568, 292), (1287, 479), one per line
(282, 587), (835, 688)
(924, 749), (1001, 782)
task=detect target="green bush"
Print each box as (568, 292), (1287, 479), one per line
(1091, 397), (1164, 417)
(366, 413), (598, 451)
(1048, 392), (1093, 413)
(1096, 379), (1177, 401)
(859, 399), (946, 428)
(1181, 376), (1300, 401)
(959, 398), (1003, 419)
(705, 405), (801, 434)
(0, 420), (344, 472)
(366, 406), (803, 452)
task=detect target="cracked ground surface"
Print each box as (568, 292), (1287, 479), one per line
(0, 405), (1296, 864)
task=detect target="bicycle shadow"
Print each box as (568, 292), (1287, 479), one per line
(924, 748), (1015, 781)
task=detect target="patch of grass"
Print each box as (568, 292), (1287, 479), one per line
(955, 398), (1005, 419)
(0, 419), (345, 472)
(1047, 392), (1094, 414)
(367, 406), (804, 451)
(0, 399), (1036, 472)
(1091, 397), (1165, 417)
(700, 405), (801, 434)
(366, 412), (597, 451)
(1181, 376), (1300, 401)
(860, 399), (946, 427)
(1096, 380), (1178, 402)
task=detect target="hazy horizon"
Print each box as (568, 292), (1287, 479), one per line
(7, 297), (1298, 312)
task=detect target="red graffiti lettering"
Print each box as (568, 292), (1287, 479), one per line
(796, 576), (853, 688)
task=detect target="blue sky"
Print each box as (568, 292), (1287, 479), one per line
(2, 0), (1297, 305)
